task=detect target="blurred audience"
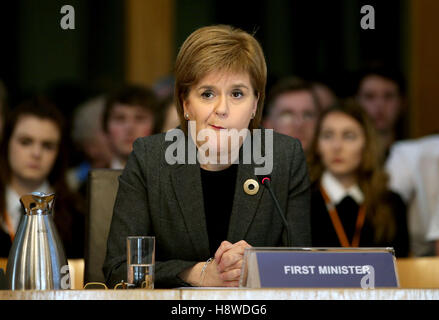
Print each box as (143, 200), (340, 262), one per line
(153, 75), (175, 100)
(355, 66), (406, 160)
(102, 85), (159, 169)
(386, 135), (439, 256)
(308, 100), (409, 257)
(263, 77), (321, 153)
(312, 81), (337, 110)
(152, 76), (179, 132)
(0, 97), (85, 258)
(68, 95), (113, 191)
(156, 95), (179, 132)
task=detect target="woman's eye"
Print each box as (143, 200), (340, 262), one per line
(111, 115), (126, 123)
(344, 132), (357, 140)
(42, 142), (57, 151)
(320, 131), (333, 139)
(18, 138), (32, 146)
(231, 90), (243, 98)
(201, 91), (214, 99)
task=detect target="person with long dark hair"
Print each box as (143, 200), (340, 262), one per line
(0, 96), (85, 258)
(308, 100), (409, 257)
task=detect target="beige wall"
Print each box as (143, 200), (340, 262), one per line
(125, 0), (174, 87)
(410, 0), (439, 137)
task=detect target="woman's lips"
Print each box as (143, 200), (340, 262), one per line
(27, 163), (41, 169)
(209, 124), (226, 130)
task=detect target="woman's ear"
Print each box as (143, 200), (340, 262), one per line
(182, 97), (191, 118)
(252, 92), (259, 115)
(182, 98), (188, 114)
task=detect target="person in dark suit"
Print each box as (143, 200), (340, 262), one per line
(103, 25), (311, 288)
(307, 100), (409, 257)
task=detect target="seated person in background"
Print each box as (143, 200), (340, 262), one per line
(153, 75), (175, 100)
(263, 77), (321, 153)
(311, 81), (337, 110)
(68, 95), (113, 192)
(307, 100), (409, 257)
(155, 95), (180, 133)
(385, 134), (439, 256)
(0, 97), (85, 258)
(104, 25), (311, 288)
(102, 85), (159, 169)
(355, 66), (407, 161)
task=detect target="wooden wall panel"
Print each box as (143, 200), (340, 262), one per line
(410, 0), (439, 137)
(125, 0), (174, 86)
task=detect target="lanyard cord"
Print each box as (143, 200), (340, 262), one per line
(319, 184), (366, 247)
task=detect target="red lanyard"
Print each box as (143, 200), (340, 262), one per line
(319, 185), (366, 247)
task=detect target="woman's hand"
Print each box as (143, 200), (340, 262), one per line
(178, 259), (227, 287)
(178, 240), (252, 287)
(214, 240), (252, 286)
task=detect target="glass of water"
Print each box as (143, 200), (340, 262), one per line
(127, 236), (155, 289)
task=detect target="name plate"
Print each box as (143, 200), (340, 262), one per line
(239, 248), (398, 288)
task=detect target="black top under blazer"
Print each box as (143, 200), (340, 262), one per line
(310, 182), (410, 257)
(103, 128), (311, 288)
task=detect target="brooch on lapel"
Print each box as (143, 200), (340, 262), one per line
(243, 179), (259, 195)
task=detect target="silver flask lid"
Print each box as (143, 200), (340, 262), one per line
(20, 192), (55, 216)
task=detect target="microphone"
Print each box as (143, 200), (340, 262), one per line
(257, 175), (292, 247)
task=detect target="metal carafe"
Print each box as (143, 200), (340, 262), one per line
(6, 192), (70, 290)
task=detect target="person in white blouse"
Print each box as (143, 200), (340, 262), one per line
(385, 134), (439, 256)
(0, 97), (85, 258)
(307, 100), (409, 257)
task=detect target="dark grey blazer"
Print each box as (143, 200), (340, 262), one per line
(103, 128), (311, 288)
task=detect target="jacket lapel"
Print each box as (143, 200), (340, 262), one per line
(166, 130), (209, 258)
(169, 129), (267, 255)
(171, 164), (210, 259)
(227, 163), (265, 243)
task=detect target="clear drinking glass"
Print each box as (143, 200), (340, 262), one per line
(127, 236), (155, 289)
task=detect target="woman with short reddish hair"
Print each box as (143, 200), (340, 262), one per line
(104, 25), (312, 288)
